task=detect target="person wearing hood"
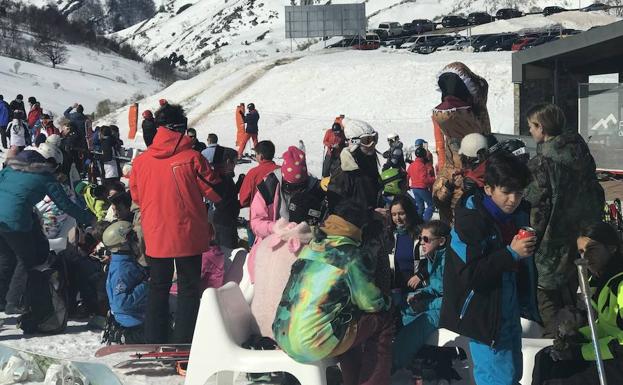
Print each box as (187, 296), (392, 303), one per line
(0, 142), (94, 312)
(141, 110), (156, 148)
(247, 146), (325, 282)
(327, 119), (393, 295)
(129, 102), (224, 344)
(210, 145), (241, 250)
(524, 103), (605, 337)
(273, 201), (393, 385)
(382, 133), (406, 171)
(431, 62), (491, 223)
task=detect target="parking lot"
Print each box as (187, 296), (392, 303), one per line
(327, 3), (622, 53)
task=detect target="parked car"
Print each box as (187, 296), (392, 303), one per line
(512, 36), (537, 51)
(476, 33), (518, 51)
(401, 23), (415, 35)
(467, 12), (493, 25)
(399, 35), (426, 49)
(326, 36), (360, 48)
(377, 22), (402, 37)
(436, 37), (471, 52)
(522, 34), (559, 50)
(415, 36), (455, 54)
(353, 34), (381, 50)
(496, 8), (523, 19)
(369, 28), (389, 40)
(441, 15), (468, 28)
(582, 2), (610, 11)
(543, 6), (567, 16)
(411, 19), (436, 33)
(467, 34), (495, 49)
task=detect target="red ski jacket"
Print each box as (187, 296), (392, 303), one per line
(130, 127), (222, 258)
(238, 159), (279, 208)
(407, 158), (435, 189)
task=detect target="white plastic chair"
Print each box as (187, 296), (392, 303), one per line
(48, 217), (76, 253)
(184, 282), (335, 385)
(222, 248), (254, 303)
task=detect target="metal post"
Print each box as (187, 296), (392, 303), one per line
(576, 258), (608, 385)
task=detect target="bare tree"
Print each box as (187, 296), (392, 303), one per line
(35, 38), (69, 68)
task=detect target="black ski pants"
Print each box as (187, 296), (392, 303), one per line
(144, 255), (201, 344)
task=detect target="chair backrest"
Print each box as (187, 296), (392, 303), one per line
(216, 282), (256, 345)
(223, 248), (247, 284)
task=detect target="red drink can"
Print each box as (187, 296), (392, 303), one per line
(517, 226), (536, 240)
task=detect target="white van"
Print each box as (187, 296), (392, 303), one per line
(377, 22), (402, 37)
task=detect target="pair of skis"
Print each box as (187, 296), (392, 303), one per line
(95, 344), (191, 373)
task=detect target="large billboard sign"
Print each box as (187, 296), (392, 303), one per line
(285, 4), (367, 39)
(579, 83), (623, 173)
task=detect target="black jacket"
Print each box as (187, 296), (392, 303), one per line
(439, 192), (539, 345)
(244, 110), (260, 134)
(142, 119), (156, 147)
(9, 100), (25, 117)
(212, 175), (240, 226)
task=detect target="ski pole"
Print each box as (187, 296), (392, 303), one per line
(576, 257), (608, 385)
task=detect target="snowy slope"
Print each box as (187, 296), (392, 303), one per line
(0, 44), (160, 121)
(93, 49), (513, 176)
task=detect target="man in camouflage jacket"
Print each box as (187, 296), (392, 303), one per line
(525, 128), (604, 336)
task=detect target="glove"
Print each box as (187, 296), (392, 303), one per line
(408, 292), (433, 314)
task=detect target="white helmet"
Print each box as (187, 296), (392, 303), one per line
(35, 142), (63, 165)
(459, 133), (488, 158)
(387, 133), (399, 142)
(342, 118), (376, 140)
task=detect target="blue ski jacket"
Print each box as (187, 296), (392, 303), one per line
(106, 252), (148, 327)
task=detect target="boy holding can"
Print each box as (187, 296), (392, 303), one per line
(440, 151), (541, 385)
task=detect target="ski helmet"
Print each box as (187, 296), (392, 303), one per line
(387, 133), (399, 142)
(142, 110), (153, 119)
(414, 146), (427, 159)
(247, 103), (255, 110)
(342, 118), (377, 153)
(488, 138), (529, 163)
(102, 221), (134, 253)
(414, 138), (426, 147)
(381, 168), (405, 196)
(459, 133), (488, 158)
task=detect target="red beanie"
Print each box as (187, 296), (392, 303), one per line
(159, 99), (167, 106)
(281, 146), (308, 184)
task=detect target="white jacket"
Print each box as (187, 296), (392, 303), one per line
(7, 119), (29, 147)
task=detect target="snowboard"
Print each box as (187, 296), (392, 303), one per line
(0, 343), (122, 385)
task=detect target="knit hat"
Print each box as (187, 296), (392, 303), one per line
(459, 133), (488, 158)
(35, 142), (63, 165)
(281, 146), (308, 184)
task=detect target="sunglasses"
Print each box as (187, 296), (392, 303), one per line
(419, 235), (441, 243)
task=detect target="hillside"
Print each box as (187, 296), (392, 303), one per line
(108, 0), (621, 69)
(1, 43), (161, 119)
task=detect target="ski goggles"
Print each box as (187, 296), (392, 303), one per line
(350, 131), (378, 147)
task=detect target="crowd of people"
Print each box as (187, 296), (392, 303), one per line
(0, 60), (620, 385)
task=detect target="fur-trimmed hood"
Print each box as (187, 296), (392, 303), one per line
(6, 151), (55, 174)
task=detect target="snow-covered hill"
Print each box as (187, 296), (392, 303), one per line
(0, 44), (161, 120)
(107, 0), (620, 69)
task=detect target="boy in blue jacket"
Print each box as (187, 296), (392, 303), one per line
(102, 221), (148, 344)
(439, 151), (541, 385)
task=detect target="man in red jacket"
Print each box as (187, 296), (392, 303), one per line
(130, 103), (223, 344)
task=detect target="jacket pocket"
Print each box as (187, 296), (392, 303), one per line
(459, 290), (474, 320)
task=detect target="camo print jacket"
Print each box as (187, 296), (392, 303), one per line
(524, 132), (604, 290)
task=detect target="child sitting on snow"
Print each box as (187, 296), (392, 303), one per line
(101, 221), (148, 344)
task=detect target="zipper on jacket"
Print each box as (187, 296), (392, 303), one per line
(459, 290), (475, 320)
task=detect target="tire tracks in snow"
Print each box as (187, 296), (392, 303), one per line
(187, 56), (302, 126)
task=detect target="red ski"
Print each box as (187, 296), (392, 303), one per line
(94, 343), (191, 357)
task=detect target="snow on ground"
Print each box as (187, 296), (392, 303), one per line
(97, 48), (513, 177)
(0, 44), (160, 121)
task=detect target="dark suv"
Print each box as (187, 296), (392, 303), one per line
(475, 33), (518, 51)
(543, 6), (567, 16)
(496, 8), (522, 19)
(441, 16), (468, 28)
(411, 19), (435, 33)
(582, 2), (610, 11)
(467, 12), (493, 25)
